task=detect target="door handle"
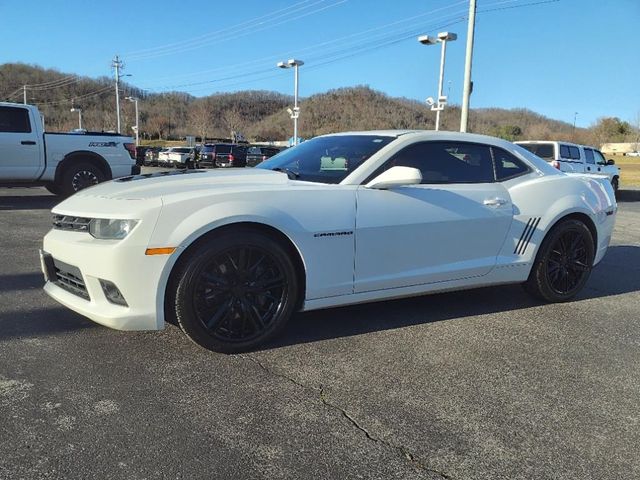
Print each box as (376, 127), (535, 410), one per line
(483, 197), (508, 207)
(21, 140), (36, 145)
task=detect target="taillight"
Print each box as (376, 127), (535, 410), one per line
(228, 153), (234, 164)
(124, 143), (136, 160)
(551, 160), (560, 169)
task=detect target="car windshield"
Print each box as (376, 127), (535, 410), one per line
(256, 135), (394, 184)
(173, 148), (191, 153)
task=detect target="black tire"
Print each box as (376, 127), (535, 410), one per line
(61, 162), (105, 196)
(524, 219), (595, 302)
(611, 177), (619, 195)
(173, 229), (299, 353)
(44, 183), (62, 195)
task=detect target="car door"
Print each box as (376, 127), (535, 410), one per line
(354, 141), (513, 293)
(0, 105), (42, 180)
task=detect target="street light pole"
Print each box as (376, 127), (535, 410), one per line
(277, 59), (304, 146)
(126, 96), (140, 146)
(418, 32), (457, 131)
(572, 111), (578, 140)
(460, 0), (477, 133)
(70, 107), (82, 130)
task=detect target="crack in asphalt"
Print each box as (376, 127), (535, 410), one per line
(240, 354), (452, 480)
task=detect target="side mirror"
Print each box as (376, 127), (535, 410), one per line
(606, 159), (615, 166)
(365, 166), (422, 189)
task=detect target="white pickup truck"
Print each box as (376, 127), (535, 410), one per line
(516, 140), (620, 193)
(0, 103), (140, 196)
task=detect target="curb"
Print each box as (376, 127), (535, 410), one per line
(618, 189), (640, 202)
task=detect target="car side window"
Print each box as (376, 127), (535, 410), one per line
(559, 144), (570, 159)
(492, 147), (530, 181)
(584, 148), (595, 164)
(593, 150), (607, 164)
(374, 141), (495, 184)
(0, 106), (32, 133)
(569, 146), (580, 160)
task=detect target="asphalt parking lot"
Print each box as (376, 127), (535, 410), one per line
(1, 186), (639, 480)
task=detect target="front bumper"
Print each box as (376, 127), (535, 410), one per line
(41, 227), (171, 331)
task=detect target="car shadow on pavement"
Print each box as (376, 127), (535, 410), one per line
(0, 272), (43, 293)
(0, 194), (59, 211)
(0, 307), (97, 341)
(265, 244), (640, 350)
(617, 190), (640, 202)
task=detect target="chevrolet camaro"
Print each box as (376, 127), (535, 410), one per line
(40, 130), (617, 352)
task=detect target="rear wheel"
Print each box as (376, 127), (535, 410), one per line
(524, 219), (594, 302)
(173, 229), (298, 353)
(61, 162), (105, 196)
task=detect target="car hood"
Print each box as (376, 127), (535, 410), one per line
(73, 168), (290, 201)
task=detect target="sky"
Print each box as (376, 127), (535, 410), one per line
(1, 0), (638, 127)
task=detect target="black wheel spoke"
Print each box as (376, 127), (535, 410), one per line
(205, 299), (233, 329)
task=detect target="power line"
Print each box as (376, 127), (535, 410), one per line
(125, 0), (319, 58)
(125, 0), (348, 61)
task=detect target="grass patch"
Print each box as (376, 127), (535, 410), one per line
(610, 154), (640, 188)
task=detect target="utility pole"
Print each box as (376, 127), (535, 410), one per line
(460, 0), (477, 133)
(112, 55), (123, 133)
(23, 85), (27, 104)
(572, 112), (578, 141)
(126, 96), (139, 146)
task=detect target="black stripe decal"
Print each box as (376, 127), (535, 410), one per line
(519, 217), (541, 255)
(514, 218), (533, 254)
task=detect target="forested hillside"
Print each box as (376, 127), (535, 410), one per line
(1, 63), (636, 146)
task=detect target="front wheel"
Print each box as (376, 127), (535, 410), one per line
(524, 219), (595, 302)
(611, 177), (619, 195)
(61, 162), (105, 196)
(173, 230), (299, 353)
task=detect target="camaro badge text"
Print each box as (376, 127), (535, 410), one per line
(313, 231), (354, 238)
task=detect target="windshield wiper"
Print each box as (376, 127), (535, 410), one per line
(272, 167), (300, 180)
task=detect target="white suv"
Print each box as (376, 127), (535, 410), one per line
(516, 141), (620, 193)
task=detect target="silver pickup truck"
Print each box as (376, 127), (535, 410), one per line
(516, 140), (620, 193)
(0, 102), (139, 196)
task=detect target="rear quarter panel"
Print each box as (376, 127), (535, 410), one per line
(494, 174), (615, 281)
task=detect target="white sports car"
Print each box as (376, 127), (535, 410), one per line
(41, 130), (617, 352)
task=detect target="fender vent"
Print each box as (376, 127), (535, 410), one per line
(515, 217), (541, 255)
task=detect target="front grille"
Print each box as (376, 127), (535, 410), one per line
(54, 260), (90, 300)
(53, 215), (91, 232)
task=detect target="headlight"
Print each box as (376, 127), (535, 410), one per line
(89, 219), (139, 239)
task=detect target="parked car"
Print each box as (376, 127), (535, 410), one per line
(515, 140), (620, 193)
(0, 102), (137, 196)
(197, 143), (248, 168)
(41, 130), (617, 353)
(166, 147), (195, 168)
(246, 145), (284, 167)
(144, 147), (163, 166)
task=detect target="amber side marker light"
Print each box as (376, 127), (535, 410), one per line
(145, 247), (176, 256)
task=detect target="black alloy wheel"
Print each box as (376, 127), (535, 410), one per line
(545, 229), (590, 295)
(525, 219), (595, 302)
(174, 230), (298, 353)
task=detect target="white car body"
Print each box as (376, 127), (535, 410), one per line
(163, 147), (193, 165)
(41, 130), (617, 339)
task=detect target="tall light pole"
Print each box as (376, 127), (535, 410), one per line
(126, 96), (139, 146)
(418, 32), (457, 131)
(70, 107), (82, 130)
(277, 59), (304, 146)
(460, 0), (477, 133)
(572, 111), (578, 140)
